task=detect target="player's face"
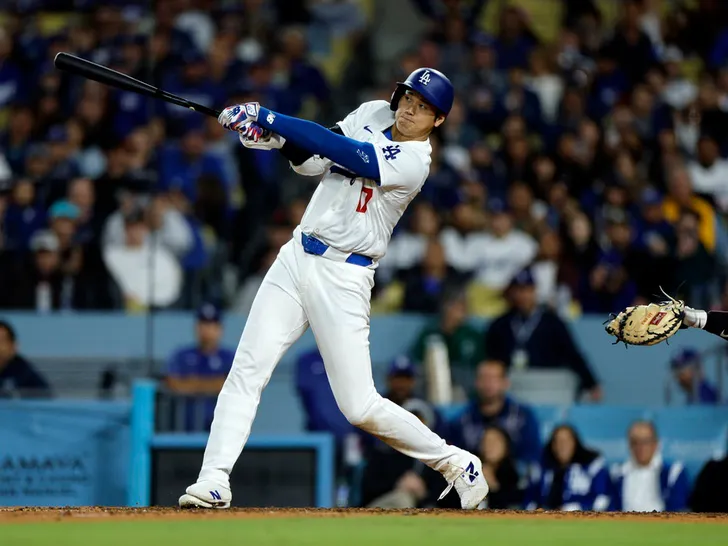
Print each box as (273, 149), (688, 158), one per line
(394, 91), (444, 140)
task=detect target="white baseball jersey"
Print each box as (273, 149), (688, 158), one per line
(292, 100), (432, 261)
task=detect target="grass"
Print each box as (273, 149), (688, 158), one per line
(3, 516), (726, 546)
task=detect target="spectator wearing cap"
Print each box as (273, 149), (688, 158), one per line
(669, 348), (719, 405)
(48, 199), (84, 278)
(102, 207), (182, 311)
(2, 178), (46, 252)
(580, 207), (640, 313)
(357, 356), (447, 508)
(1, 229), (71, 311)
(164, 303), (235, 431)
(45, 124), (82, 194)
(447, 359), (540, 465)
(157, 122), (232, 203)
(485, 267), (601, 401)
(0, 320), (51, 399)
(156, 48), (226, 137)
(409, 287), (485, 382)
(632, 187), (677, 296)
(610, 420), (690, 512)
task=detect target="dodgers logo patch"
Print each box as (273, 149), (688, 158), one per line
(266, 112), (276, 124)
(357, 149), (370, 163)
(419, 70), (431, 85)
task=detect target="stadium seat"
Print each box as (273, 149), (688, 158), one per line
(565, 405), (650, 462)
(653, 406), (728, 481)
(530, 404), (568, 444)
(509, 369), (578, 406)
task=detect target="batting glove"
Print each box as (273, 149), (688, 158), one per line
(238, 121), (286, 150)
(218, 102), (260, 132)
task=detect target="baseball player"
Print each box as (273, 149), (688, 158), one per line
(682, 305), (728, 341)
(178, 68), (489, 510)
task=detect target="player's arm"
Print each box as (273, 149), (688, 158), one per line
(220, 104), (381, 180)
(684, 307), (728, 340)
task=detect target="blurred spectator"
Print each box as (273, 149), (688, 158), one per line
(447, 359), (540, 465)
(669, 348), (719, 405)
(102, 207), (182, 311)
(409, 288), (484, 375)
(358, 356), (446, 508)
(464, 198), (538, 293)
(484, 268), (601, 401)
(610, 421), (690, 512)
(295, 347), (356, 469)
(580, 208), (640, 313)
(1, 230), (71, 311)
(479, 424), (523, 510)
(2, 178), (46, 252)
(690, 454), (728, 513)
(662, 167), (717, 255)
(402, 239), (466, 314)
(524, 424), (611, 512)
(687, 134), (728, 213)
(0, 320), (50, 399)
(163, 303), (234, 431)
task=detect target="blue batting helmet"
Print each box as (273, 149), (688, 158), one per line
(390, 67), (454, 117)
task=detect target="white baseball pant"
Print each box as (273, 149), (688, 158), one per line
(196, 237), (461, 486)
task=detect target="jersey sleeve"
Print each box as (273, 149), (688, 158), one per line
(290, 155), (333, 177)
(336, 100), (390, 137)
(373, 143), (429, 193)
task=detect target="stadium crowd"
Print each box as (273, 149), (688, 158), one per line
(1, 0), (728, 513)
(1, 0), (728, 317)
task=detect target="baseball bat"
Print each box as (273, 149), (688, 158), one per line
(53, 52), (221, 118)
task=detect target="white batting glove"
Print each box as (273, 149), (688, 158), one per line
(218, 102), (260, 132)
(238, 121), (286, 150)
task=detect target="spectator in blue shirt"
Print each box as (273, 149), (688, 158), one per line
(447, 359), (541, 465)
(524, 424), (611, 512)
(295, 346), (356, 453)
(2, 178), (46, 252)
(610, 421), (690, 512)
(669, 347), (719, 405)
(0, 320), (51, 399)
(164, 303), (235, 431)
(158, 122), (231, 203)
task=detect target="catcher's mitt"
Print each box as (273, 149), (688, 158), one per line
(605, 290), (685, 346)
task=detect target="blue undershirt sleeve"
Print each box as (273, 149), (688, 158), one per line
(256, 107), (381, 180)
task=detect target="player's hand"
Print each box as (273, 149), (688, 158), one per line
(238, 121), (286, 150)
(218, 102), (260, 132)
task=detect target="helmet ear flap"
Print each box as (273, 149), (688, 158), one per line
(390, 84), (407, 111)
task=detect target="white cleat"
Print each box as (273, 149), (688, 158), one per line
(178, 481), (232, 509)
(438, 452), (489, 510)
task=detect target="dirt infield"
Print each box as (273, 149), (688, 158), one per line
(1, 507), (727, 524)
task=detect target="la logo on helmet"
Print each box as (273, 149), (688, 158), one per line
(418, 70), (431, 85)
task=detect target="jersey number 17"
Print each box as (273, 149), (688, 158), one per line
(356, 187), (374, 213)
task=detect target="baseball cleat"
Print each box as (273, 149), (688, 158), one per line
(438, 452), (489, 510)
(178, 481), (232, 509)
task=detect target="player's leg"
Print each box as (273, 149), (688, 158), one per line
(304, 259), (488, 509)
(180, 241), (309, 508)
